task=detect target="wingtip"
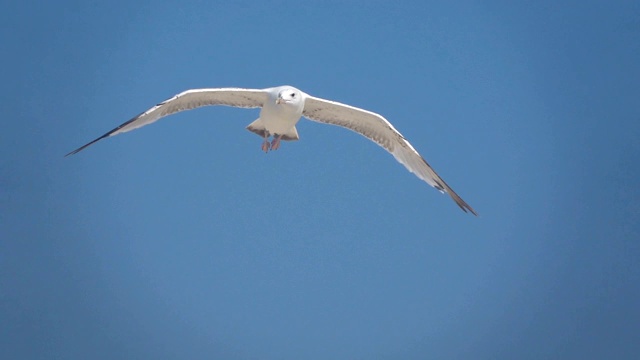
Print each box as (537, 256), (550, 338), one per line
(460, 203), (479, 216)
(455, 197), (478, 216)
(444, 185), (478, 216)
(64, 147), (83, 157)
(432, 179), (477, 216)
(64, 133), (110, 157)
(64, 142), (94, 157)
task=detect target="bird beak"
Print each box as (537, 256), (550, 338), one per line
(276, 98), (283, 105)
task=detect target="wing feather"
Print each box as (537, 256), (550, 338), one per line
(302, 95), (477, 215)
(66, 88), (268, 156)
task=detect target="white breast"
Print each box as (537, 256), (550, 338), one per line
(259, 98), (304, 135)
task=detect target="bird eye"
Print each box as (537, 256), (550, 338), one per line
(291, 93), (296, 98)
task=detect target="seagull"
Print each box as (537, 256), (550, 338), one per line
(67, 85), (477, 215)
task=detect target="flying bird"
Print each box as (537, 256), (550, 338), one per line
(67, 85), (477, 215)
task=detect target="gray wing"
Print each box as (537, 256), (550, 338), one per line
(302, 95), (477, 215)
(66, 88), (268, 156)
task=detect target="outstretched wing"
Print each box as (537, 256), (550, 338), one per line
(66, 88), (268, 156)
(302, 95), (477, 215)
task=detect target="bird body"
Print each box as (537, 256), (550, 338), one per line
(246, 86), (304, 148)
(261, 85), (304, 134)
(67, 85), (477, 215)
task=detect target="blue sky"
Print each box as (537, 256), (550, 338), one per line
(2, 1), (639, 359)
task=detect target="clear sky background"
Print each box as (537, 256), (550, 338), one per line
(2, 1), (639, 359)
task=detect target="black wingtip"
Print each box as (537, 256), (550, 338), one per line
(65, 107), (149, 157)
(450, 191), (478, 216)
(64, 133), (110, 157)
(432, 178), (478, 216)
(458, 201), (479, 216)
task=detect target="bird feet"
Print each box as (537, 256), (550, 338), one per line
(270, 136), (282, 151)
(261, 139), (270, 153)
(261, 135), (282, 153)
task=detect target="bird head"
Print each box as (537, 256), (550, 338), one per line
(276, 89), (301, 105)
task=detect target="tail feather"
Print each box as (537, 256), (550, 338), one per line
(246, 118), (267, 138)
(280, 126), (299, 141)
(246, 118), (300, 141)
